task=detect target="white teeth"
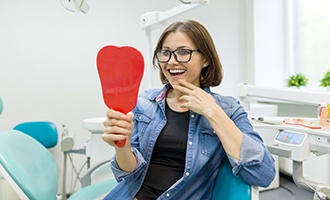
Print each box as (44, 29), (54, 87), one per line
(169, 69), (185, 74)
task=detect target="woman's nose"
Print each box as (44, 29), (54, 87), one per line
(168, 53), (179, 64)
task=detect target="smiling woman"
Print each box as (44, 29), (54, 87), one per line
(101, 20), (275, 200)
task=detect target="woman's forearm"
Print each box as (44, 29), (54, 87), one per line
(206, 106), (243, 160)
(115, 147), (137, 172)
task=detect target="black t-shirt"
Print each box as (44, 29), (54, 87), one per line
(135, 102), (189, 199)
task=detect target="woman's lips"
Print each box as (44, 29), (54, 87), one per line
(168, 69), (186, 76)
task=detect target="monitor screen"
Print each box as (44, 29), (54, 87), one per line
(275, 130), (306, 145)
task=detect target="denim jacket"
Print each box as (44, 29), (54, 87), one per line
(104, 84), (275, 200)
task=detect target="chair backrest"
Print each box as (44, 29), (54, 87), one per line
(0, 96), (3, 115)
(0, 130), (59, 200)
(212, 158), (258, 200)
(13, 121), (58, 148)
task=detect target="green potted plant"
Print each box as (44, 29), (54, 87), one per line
(320, 70), (330, 88)
(287, 73), (308, 88)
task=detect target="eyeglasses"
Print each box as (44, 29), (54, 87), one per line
(155, 49), (201, 63)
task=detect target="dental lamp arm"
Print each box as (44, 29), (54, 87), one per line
(140, 0), (208, 30)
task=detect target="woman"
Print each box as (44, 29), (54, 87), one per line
(102, 20), (275, 200)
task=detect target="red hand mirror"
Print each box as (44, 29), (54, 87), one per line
(97, 45), (144, 147)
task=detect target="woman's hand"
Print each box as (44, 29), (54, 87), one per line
(102, 109), (134, 149)
(172, 79), (218, 117)
(174, 79), (243, 160)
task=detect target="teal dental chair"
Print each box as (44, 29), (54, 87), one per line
(0, 130), (117, 200)
(212, 158), (258, 200)
(0, 130), (59, 199)
(0, 95), (114, 199)
(0, 130), (258, 200)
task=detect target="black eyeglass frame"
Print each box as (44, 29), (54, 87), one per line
(155, 49), (201, 63)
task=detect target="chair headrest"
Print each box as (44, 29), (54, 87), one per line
(13, 121), (58, 148)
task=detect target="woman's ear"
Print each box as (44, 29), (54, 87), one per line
(203, 60), (209, 68)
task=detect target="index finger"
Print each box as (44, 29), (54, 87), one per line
(177, 79), (196, 90)
(172, 79), (197, 94)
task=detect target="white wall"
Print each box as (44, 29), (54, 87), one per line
(0, 0), (251, 194)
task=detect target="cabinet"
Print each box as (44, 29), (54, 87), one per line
(238, 83), (330, 184)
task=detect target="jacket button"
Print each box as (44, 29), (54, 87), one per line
(166, 193), (171, 197)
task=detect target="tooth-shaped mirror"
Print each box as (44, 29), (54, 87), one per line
(97, 45), (144, 147)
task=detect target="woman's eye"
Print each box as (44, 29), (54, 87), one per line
(177, 49), (190, 55)
(162, 51), (171, 56)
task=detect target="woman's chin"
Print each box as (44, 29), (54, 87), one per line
(169, 80), (181, 87)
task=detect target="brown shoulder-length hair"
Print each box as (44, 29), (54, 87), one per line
(152, 20), (223, 88)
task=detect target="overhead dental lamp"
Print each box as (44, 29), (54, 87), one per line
(60, 0), (89, 14)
